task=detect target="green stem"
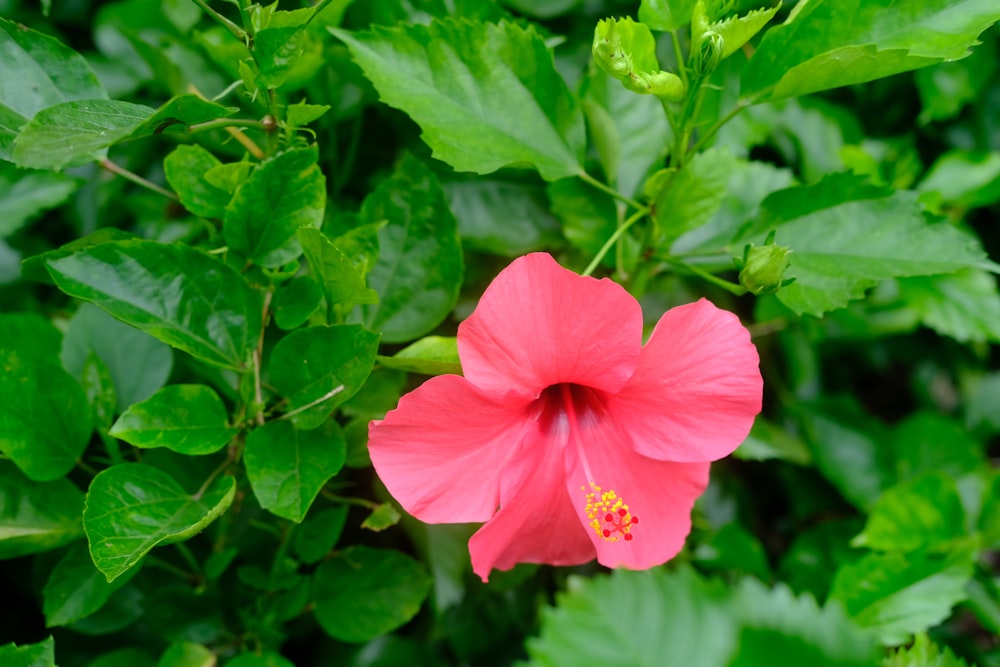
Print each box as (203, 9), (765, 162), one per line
(577, 171), (644, 211)
(146, 556), (198, 582)
(689, 102), (747, 155)
(278, 385), (345, 420)
(669, 29), (688, 89)
(99, 159), (178, 201)
(664, 258), (747, 295)
(322, 491), (379, 510)
(187, 118), (265, 134)
(190, 0), (245, 41)
(193, 458), (232, 501)
(175, 542), (202, 577)
(582, 207), (650, 277)
(251, 291), (272, 427)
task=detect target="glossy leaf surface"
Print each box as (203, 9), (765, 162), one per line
(84, 463), (236, 582)
(46, 240), (261, 370)
(269, 324), (379, 429)
(110, 385), (235, 455)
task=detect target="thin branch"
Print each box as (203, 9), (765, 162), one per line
(100, 159), (178, 201)
(577, 170), (645, 211)
(189, 0), (246, 42)
(279, 385), (345, 421)
(252, 291), (272, 427)
(582, 207), (650, 277)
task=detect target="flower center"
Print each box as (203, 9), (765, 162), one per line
(545, 383), (639, 544)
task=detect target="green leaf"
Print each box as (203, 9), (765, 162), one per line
(255, 24), (310, 89)
(711, 4), (782, 59)
(0, 311), (62, 361)
(0, 349), (92, 481)
(892, 412), (986, 482)
(272, 275), (324, 330)
(269, 324), (380, 429)
(733, 418), (812, 465)
(917, 149), (1000, 209)
(359, 153), (464, 343)
(829, 543), (977, 645)
(896, 269), (1000, 343)
(650, 148), (738, 246)
(0, 17), (105, 159)
(244, 420), (346, 523)
(110, 385), (236, 455)
(0, 636), (56, 667)
(778, 519), (865, 600)
(376, 335), (462, 375)
(131, 93), (236, 137)
(0, 162), (79, 238)
(292, 506), (347, 564)
(13, 99), (155, 170)
(853, 473), (966, 553)
(638, 0), (696, 32)
(61, 303), (173, 414)
(741, 0), (1000, 102)
(163, 144), (232, 220)
(883, 634), (974, 667)
(500, 0), (577, 19)
(361, 502), (402, 532)
(20, 227), (135, 284)
(225, 654), (295, 667)
(728, 578), (879, 667)
(285, 101), (330, 129)
(672, 160), (795, 255)
(84, 649), (156, 667)
(798, 397), (894, 510)
(976, 472), (1000, 548)
(915, 44), (996, 124)
(331, 19), (585, 181)
(46, 240), (262, 371)
(694, 522), (772, 581)
(525, 567), (737, 667)
(43, 541), (139, 627)
(442, 175), (561, 255)
(313, 545), (432, 643)
(735, 174), (988, 316)
(155, 642), (215, 667)
(547, 178), (617, 258)
(84, 463), (236, 582)
(582, 67), (670, 199)
(298, 227), (378, 309)
(224, 145), (326, 268)
(0, 460), (84, 559)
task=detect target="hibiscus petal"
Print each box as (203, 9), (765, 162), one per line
(565, 422), (711, 570)
(468, 426), (595, 582)
(368, 375), (532, 523)
(458, 253), (642, 398)
(607, 298), (762, 462)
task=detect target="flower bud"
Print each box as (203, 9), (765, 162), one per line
(691, 31), (724, 78)
(733, 232), (793, 295)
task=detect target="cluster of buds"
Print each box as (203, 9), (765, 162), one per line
(593, 1), (782, 97)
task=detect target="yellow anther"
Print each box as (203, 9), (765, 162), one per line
(583, 482), (639, 542)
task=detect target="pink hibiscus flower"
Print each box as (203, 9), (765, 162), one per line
(368, 253), (762, 581)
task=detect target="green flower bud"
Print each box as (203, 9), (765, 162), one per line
(733, 232), (794, 295)
(593, 17), (686, 102)
(691, 31), (724, 78)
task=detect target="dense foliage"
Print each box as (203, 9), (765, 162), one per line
(1, 0), (1000, 665)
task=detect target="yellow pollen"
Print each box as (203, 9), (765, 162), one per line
(583, 482), (639, 542)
